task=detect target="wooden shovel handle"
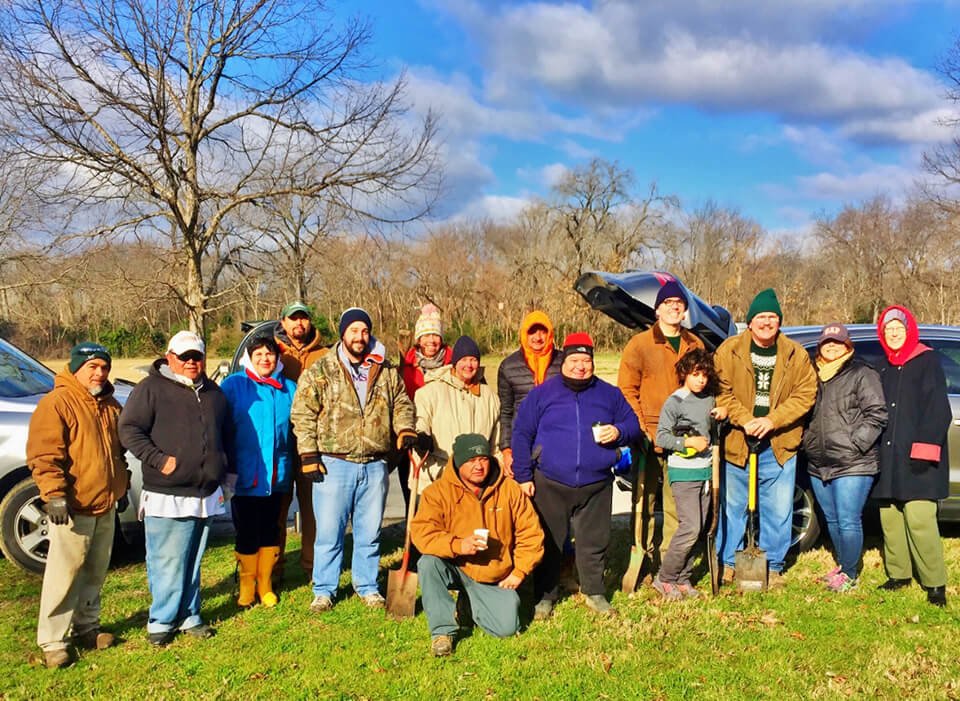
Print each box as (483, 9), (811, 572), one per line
(398, 449), (428, 575)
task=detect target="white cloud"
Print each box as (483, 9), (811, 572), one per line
(442, 1), (953, 146)
(449, 194), (531, 224)
(795, 163), (921, 201)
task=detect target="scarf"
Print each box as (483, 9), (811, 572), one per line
(562, 375), (595, 392)
(416, 346), (447, 372)
(239, 350), (285, 389)
(519, 310), (556, 385)
(877, 305), (931, 366)
(816, 348), (852, 382)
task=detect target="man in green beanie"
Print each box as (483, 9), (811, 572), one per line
(26, 343), (131, 668)
(713, 289), (816, 588)
(411, 434), (543, 656)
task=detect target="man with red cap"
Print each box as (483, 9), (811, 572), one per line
(512, 333), (641, 619)
(617, 278), (705, 585)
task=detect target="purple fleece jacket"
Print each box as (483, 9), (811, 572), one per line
(511, 375), (641, 487)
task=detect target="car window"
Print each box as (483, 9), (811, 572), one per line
(0, 339), (55, 397)
(927, 340), (960, 395)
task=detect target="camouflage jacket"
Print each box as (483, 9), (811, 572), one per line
(290, 343), (415, 462)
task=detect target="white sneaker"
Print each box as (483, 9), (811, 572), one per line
(310, 594), (333, 613)
(361, 592), (386, 609)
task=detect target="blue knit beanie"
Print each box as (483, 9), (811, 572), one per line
(655, 280), (688, 309)
(338, 307), (372, 338)
(450, 335), (481, 365)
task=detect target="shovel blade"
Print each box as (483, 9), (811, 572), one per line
(734, 546), (768, 592)
(621, 546), (644, 594)
(385, 569), (418, 619)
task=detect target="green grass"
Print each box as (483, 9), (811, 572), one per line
(2, 521), (960, 699)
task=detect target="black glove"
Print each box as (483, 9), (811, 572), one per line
(45, 497), (70, 525)
(415, 432), (434, 453)
(400, 433), (419, 451)
(116, 494), (130, 513)
(300, 452), (326, 481)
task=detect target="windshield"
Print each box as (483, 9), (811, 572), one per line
(0, 338), (55, 397)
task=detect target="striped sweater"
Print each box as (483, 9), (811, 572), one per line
(655, 387), (716, 483)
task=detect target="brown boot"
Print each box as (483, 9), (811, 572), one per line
(236, 551), (258, 607)
(42, 648), (72, 669)
(257, 546), (280, 607)
(74, 629), (115, 650)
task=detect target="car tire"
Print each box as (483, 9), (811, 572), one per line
(0, 477), (49, 575)
(791, 485), (821, 552)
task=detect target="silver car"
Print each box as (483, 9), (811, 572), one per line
(0, 337), (143, 574)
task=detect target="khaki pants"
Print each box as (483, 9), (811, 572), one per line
(879, 500), (947, 588)
(637, 449), (677, 575)
(37, 509), (115, 651)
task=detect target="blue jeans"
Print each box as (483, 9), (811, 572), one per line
(311, 457), (388, 598)
(718, 448), (796, 572)
(810, 474), (874, 578)
(144, 516), (211, 633)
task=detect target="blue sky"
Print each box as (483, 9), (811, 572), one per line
(341, 1), (960, 234)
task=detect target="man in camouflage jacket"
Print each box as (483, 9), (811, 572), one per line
(291, 307), (416, 613)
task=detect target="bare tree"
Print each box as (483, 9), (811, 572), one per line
(0, 0), (440, 334)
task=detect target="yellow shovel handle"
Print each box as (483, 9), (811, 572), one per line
(748, 452), (757, 512)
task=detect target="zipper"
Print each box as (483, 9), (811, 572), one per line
(575, 392), (581, 486)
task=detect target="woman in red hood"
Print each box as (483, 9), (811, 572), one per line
(873, 305), (950, 607)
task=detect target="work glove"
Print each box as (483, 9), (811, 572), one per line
(116, 494), (130, 513)
(301, 453), (326, 481)
(399, 433), (419, 452)
(415, 432), (434, 453)
(45, 497), (70, 525)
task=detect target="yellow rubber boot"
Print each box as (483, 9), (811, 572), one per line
(236, 552), (258, 607)
(257, 546), (280, 607)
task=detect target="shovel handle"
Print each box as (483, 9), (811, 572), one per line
(398, 450), (429, 576)
(747, 451), (757, 512)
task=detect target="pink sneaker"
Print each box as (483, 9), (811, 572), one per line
(817, 566), (841, 583)
(825, 572), (857, 593)
(653, 577), (684, 601)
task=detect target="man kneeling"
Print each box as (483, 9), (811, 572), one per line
(411, 434), (543, 656)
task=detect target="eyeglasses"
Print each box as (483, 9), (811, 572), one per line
(176, 351), (204, 362)
(659, 299), (685, 308)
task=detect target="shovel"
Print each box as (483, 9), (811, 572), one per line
(620, 438), (647, 594)
(386, 450), (427, 619)
(706, 418), (727, 596)
(735, 437), (768, 592)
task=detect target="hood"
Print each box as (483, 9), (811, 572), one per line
(876, 304), (930, 366)
(519, 310), (555, 355)
(276, 324), (321, 353)
(574, 270), (736, 350)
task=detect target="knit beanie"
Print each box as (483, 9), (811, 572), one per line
(655, 280), (688, 309)
(562, 332), (594, 361)
(69, 342), (111, 374)
(746, 289), (782, 324)
(338, 307), (372, 338)
(450, 335), (481, 365)
(414, 303), (443, 341)
(452, 433), (492, 468)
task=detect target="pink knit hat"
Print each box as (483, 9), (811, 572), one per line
(414, 303), (443, 341)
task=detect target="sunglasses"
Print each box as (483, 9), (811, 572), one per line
(176, 351), (204, 362)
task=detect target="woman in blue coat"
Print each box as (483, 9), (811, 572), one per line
(221, 334), (297, 607)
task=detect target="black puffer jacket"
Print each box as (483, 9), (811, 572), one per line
(802, 356), (888, 481)
(496, 348), (562, 450)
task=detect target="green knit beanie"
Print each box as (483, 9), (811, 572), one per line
(746, 289), (782, 324)
(452, 433), (491, 468)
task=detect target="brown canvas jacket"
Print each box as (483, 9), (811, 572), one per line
(714, 330), (817, 467)
(276, 328), (328, 382)
(617, 324), (705, 438)
(27, 367), (130, 514)
(411, 456), (544, 584)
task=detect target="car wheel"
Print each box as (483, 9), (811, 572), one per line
(791, 485), (821, 552)
(0, 477), (49, 575)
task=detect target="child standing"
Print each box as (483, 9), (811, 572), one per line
(653, 349), (726, 599)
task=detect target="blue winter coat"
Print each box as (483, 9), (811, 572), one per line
(221, 369), (297, 496)
(511, 375), (641, 488)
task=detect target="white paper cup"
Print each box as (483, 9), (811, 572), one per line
(474, 528), (489, 549)
(592, 424), (605, 443)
